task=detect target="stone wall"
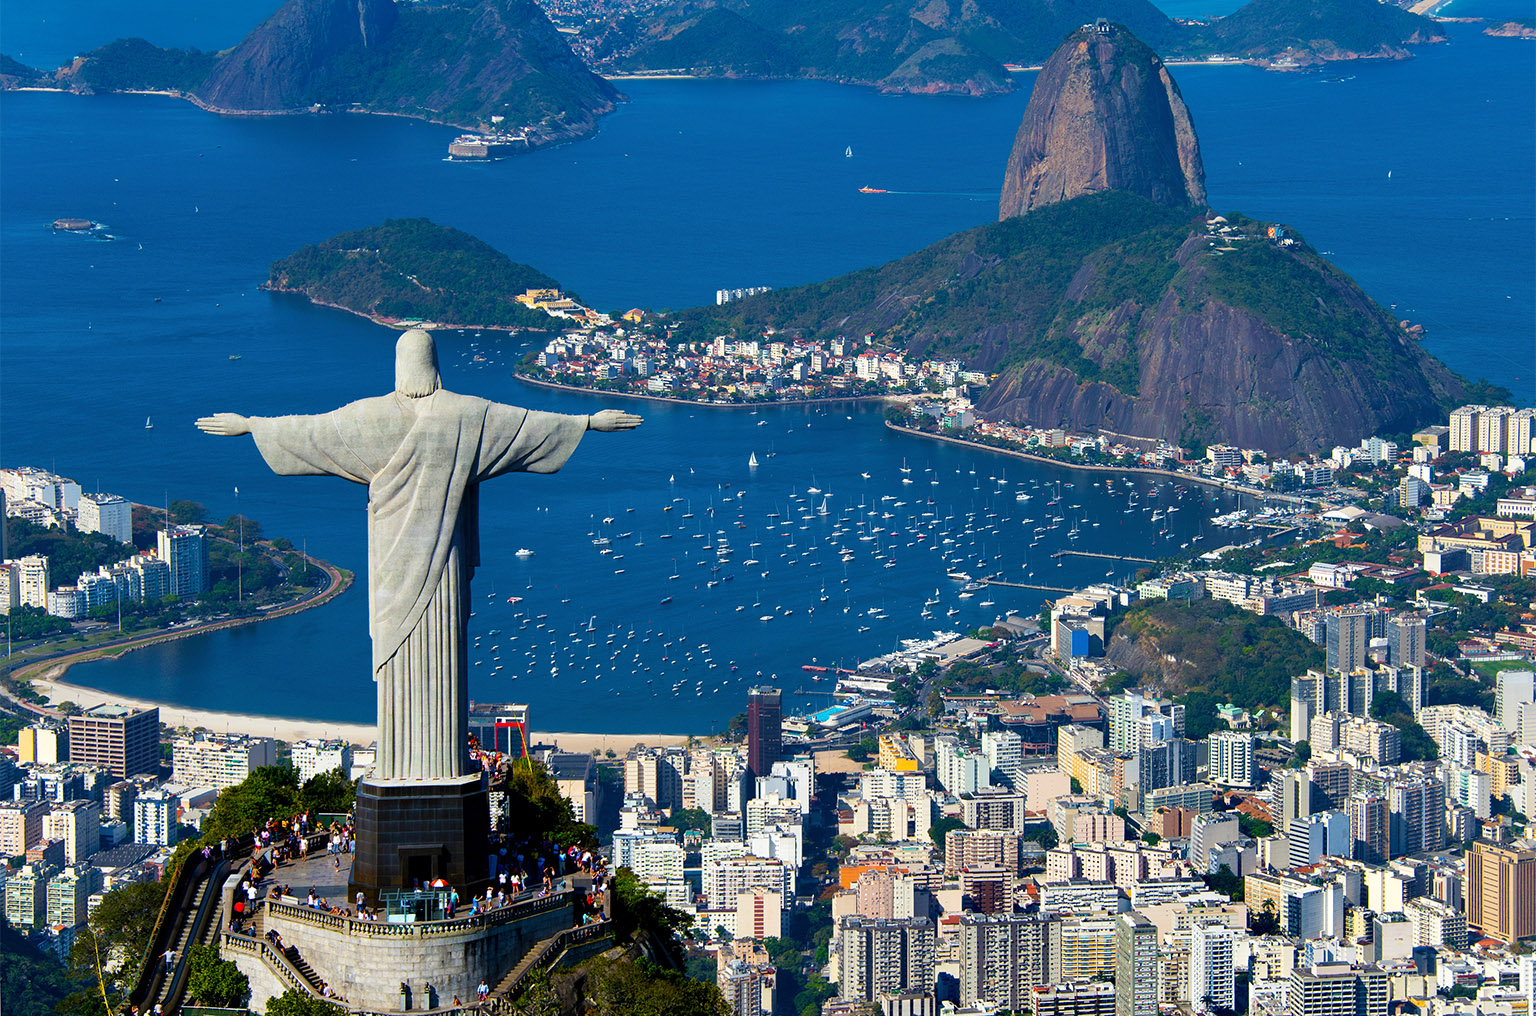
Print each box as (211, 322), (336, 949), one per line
(261, 892), (577, 1010)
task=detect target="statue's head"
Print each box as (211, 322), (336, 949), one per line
(395, 329), (441, 398)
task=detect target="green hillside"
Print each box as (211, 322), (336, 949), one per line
(266, 218), (561, 329)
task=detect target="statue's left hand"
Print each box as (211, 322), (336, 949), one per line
(196, 413), (251, 436)
(588, 410), (643, 432)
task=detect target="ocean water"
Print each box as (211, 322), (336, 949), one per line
(0, 3), (1531, 732)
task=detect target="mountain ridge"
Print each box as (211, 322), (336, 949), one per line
(3, 0), (619, 143)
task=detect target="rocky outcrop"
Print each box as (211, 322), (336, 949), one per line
(999, 23), (1205, 219)
(974, 232), (1461, 454)
(197, 0), (398, 111)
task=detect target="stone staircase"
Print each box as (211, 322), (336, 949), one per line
(487, 920), (612, 1012)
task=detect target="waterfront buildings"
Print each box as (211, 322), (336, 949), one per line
(157, 524), (208, 597)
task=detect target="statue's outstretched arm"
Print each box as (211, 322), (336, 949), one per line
(195, 413), (252, 437)
(587, 409), (643, 432)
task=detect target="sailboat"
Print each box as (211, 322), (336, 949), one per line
(845, 146), (853, 158)
(144, 416), (153, 430)
(749, 452), (760, 468)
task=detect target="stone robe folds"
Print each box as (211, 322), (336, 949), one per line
(249, 391), (586, 782)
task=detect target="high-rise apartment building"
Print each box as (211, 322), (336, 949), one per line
(1287, 964), (1387, 1016)
(1325, 610), (1370, 675)
(1114, 911), (1159, 1016)
(1033, 982), (1117, 1016)
(717, 941), (776, 1016)
(1387, 779), (1445, 857)
(1386, 615), (1426, 670)
(67, 703), (159, 778)
(1292, 672), (1324, 743)
(157, 524), (208, 598)
(945, 829), (1023, 877)
(1190, 922), (1235, 1013)
(1050, 916), (1116, 983)
(133, 789), (178, 847)
(17, 722), (66, 765)
(746, 686), (782, 780)
(1468, 840), (1536, 941)
(1348, 794), (1389, 865)
(1208, 731), (1254, 788)
(172, 733), (277, 789)
(957, 912), (1048, 1011)
(838, 916), (936, 1002)
(77, 492), (133, 545)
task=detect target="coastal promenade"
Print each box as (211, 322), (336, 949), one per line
(882, 421), (1300, 502)
(0, 545), (352, 725)
(513, 372), (894, 411)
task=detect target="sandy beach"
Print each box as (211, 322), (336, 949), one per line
(33, 676), (689, 755)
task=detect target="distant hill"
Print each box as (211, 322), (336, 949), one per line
(601, 0), (1444, 93)
(611, 0), (1181, 94)
(265, 218), (561, 330)
(6, 0), (619, 143)
(1191, 0), (1446, 62)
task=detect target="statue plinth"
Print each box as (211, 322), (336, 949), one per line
(350, 774), (490, 904)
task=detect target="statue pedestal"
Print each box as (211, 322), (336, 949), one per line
(350, 773), (489, 904)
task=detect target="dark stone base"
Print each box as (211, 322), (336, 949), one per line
(350, 775), (489, 905)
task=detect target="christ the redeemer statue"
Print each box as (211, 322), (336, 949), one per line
(197, 329), (641, 784)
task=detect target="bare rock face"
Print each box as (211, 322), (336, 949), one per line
(999, 23), (1205, 219)
(197, 0), (397, 111)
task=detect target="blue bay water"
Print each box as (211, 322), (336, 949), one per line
(0, 7), (1531, 733)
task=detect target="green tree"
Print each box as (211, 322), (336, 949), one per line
(669, 807), (712, 834)
(200, 765), (302, 842)
(1204, 864), (1244, 901)
(1142, 832), (1161, 846)
(66, 879), (167, 993)
(500, 759), (596, 851)
(846, 736), (879, 762)
(184, 944), (250, 1008)
(266, 988), (344, 1016)
(611, 868), (694, 962)
(300, 768), (357, 815)
(585, 955), (729, 1016)
(929, 816), (967, 850)
(1288, 740), (1311, 768)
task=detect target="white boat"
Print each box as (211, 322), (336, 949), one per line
(749, 452), (759, 468)
(845, 146), (853, 158)
(144, 416), (153, 430)
(515, 548), (534, 557)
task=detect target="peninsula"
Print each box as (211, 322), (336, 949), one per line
(264, 219), (563, 331)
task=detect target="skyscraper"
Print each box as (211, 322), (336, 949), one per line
(1208, 731), (1254, 788)
(157, 524), (208, 598)
(1386, 615), (1426, 670)
(1348, 793), (1388, 865)
(958, 912), (1049, 1010)
(1496, 670), (1536, 734)
(1292, 672), (1324, 743)
(838, 915), (936, 1001)
(1468, 840), (1536, 941)
(1280, 770), (1312, 827)
(1387, 778), (1445, 858)
(1190, 922), (1235, 1013)
(1114, 911), (1158, 1016)
(1325, 609), (1369, 675)
(746, 686), (782, 781)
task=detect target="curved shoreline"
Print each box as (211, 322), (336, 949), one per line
(2, 550), (353, 721)
(882, 421), (1291, 500)
(262, 286), (554, 334)
(513, 372), (897, 410)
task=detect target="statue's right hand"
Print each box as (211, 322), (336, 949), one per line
(196, 413), (251, 437)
